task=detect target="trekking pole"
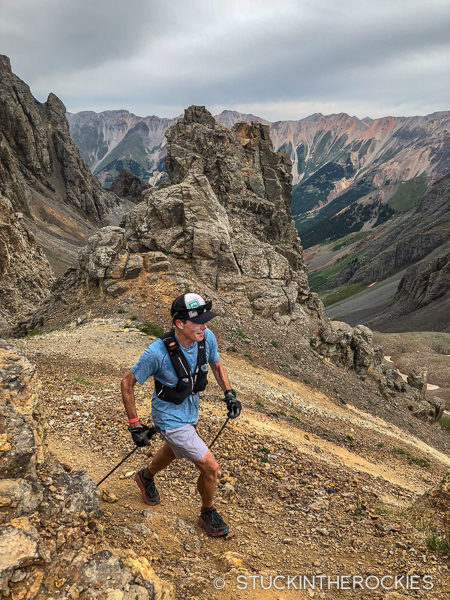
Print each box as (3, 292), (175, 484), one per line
(209, 416), (230, 449)
(96, 445), (140, 487)
(96, 426), (158, 487)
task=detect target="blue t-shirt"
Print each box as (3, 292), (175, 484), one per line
(131, 328), (220, 430)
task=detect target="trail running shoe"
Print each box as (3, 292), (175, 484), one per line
(198, 506), (229, 537)
(134, 469), (160, 505)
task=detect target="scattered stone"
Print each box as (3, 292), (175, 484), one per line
(101, 489), (118, 503)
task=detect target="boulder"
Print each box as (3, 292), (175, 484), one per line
(123, 255), (143, 279)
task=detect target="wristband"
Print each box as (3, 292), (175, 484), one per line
(128, 417), (140, 424)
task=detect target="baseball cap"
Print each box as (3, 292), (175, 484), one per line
(171, 293), (219, 324)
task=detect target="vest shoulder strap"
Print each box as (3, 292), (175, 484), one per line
(160, 330), (191, 380)
(197, 338), (206, 367)
(159, 330), (207, 379)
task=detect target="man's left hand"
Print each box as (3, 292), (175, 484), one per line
(224, 389), (241, 419)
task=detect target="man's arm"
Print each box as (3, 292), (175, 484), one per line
(121, 369), (141, 428)
(209, 359), (231, 393)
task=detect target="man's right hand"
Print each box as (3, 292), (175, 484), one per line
(128, 424), (157, 447)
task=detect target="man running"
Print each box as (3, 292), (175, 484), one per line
(121, 293), (241, 537)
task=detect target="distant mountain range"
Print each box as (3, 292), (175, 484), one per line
(67, 108), (450, 248)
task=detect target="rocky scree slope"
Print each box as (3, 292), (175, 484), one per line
(8, 321), (450, 600)
(13, 106), (445, 424)
(0, 55), (127, 275)
(0, 195), (54, 333)
(0, 338), (173, 599)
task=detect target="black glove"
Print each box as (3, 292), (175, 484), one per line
(224, 389), (241, 419)
(128, 424), (157, 447)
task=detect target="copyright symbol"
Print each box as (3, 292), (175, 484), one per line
(214, 577), (226, 589)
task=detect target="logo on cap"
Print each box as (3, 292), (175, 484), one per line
(188, 300), (200, 309)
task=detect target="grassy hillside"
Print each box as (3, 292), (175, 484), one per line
(388, 178), (428, 213)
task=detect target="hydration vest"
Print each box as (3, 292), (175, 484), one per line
(154, 330), (209, 405)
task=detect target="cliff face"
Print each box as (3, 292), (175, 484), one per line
(393, 253), (449, 310)
(0, 195), (53, 332)
(366, 250), (450, 332)
(0, 55), (125, 274)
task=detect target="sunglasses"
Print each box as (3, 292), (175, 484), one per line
(175, 300), (212, 320)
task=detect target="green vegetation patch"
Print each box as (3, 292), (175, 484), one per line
(438, 416), (450, 434)
(392, 447), (430, 468)
(425, 530), (450, 555)
(322, 282), (368, 307)
(140, 322), (165, 337)
(388, 178), (427, 213)
(27, 329), (41, 338)
(74, 375), (94, 386)
(331, 230), (371, 251)
(308, 249), (367, 293)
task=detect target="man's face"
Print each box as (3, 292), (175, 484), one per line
(176, 319), (207, 343)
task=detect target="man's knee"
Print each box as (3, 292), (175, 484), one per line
(196, 451), (219, 478)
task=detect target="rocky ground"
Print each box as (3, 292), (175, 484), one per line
(9, 319), (449, 600)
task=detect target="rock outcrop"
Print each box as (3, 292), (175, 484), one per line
(124, 106), (313, 316)
(392, 252), (449, 313)
(13, 106), (444, 421)
(109, 168), (150, 203)
(411, 470), (450, 533)
(311, 322), (383, 377)
(0, 339), (172, 598)
(0, 195), (54, 333)
(0, 55), (127, 275)
(366, 250), (450, 332)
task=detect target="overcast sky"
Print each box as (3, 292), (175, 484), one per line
(1, 0), (449, 121)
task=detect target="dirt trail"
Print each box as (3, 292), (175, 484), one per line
(13, 321), (450, 599)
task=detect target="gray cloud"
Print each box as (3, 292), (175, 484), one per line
(1, 0), (449, 119)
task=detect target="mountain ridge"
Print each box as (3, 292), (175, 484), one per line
(67, 107), (449, 248)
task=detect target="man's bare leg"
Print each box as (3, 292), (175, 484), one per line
(146, 442), (176, 477)
(195, 450), (219, 508)
(195, 450), (228, 536)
